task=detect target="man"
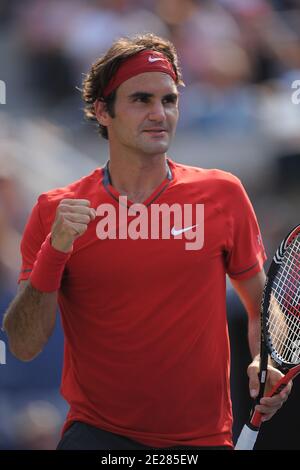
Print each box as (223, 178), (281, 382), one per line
(3, 34), (291, 450)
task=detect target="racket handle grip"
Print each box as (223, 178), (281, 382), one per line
(249, 375), (288, 428)
(250, 409), (263, 428)
(235, 424), (259, 450)
(250, 367), (299, 428)
(237, 366), (300, 450)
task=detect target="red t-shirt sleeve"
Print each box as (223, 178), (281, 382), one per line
(18, 199), (47, 283)
(225, 178), (267, 280)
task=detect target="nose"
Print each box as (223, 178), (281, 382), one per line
(148, 101), (166, 122)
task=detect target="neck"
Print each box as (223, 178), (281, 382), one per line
(107, 153), (169, 203)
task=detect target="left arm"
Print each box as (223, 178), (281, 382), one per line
(231, 270), (292, 421)
(231, 270), (265, 359)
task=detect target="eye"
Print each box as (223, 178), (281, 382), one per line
(133, 96), (149, 103)
(163, 95), (178, 105)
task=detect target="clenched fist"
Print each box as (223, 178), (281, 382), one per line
(51, 199), (96, 253)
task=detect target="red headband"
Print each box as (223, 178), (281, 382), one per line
(103, 50), (177, 98)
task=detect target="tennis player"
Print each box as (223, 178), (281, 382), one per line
(3, 34), (292, 450)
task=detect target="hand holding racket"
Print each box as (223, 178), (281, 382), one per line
(235, 224), (300, 450)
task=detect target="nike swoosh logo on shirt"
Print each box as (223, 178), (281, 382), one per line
(171, 225), (199, 236)
(148, 56), (164, 63)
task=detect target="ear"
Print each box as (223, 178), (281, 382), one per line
(94, 99), (110, 126)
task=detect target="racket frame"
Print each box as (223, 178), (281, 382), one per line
(235, 224), (300, 449)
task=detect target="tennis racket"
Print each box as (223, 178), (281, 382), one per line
(235, 224), (300, 450)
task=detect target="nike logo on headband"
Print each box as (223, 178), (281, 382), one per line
(148, 56), (164, 63)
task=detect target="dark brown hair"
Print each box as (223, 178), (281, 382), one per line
(82, 33), (184, 140)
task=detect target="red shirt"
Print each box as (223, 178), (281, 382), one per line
(19, 159), (266, 448)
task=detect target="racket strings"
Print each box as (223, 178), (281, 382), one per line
(267, 236), (300, 364)
(270, 252), (300, 361)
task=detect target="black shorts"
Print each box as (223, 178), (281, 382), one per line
(56, 421), (231, 450)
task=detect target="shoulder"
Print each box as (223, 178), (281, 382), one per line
(37, 168), (103, 210)
(170, 160), (244, 194)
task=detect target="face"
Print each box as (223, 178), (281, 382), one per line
(96, 72), (179, 157)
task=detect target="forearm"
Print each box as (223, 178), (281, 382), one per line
(4, 198), (95, 361)
(2, 282), (57, 361)
(248, 315), (261, 359)
(231, 270), (266, 360)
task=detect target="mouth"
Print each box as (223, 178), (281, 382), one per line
(143, 129), (168, 137)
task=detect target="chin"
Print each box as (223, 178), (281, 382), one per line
(137, 134), (169, 153)
(142, 142), (170, 155)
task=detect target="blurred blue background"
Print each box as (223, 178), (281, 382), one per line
(0, 0), (299, 450)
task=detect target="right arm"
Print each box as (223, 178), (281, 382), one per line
(2, 198), (96, 361)
(2, 280), (57, 361)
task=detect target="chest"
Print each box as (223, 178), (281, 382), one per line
(64, 196), (227, 291)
